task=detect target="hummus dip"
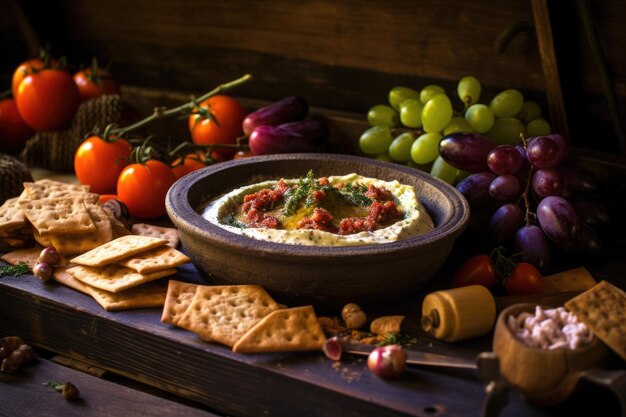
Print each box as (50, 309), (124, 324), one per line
(200, 172), (434, 246)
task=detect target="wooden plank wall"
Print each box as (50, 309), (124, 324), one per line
(1, 0), (625, 153)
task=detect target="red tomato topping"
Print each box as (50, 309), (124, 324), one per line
(242, 180), (289, 212)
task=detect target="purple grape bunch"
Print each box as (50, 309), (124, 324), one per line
(440, 132), (607, 270)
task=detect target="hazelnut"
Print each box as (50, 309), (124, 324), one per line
(341, 303), (367, 330)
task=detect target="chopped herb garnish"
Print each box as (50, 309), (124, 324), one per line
(283, 171), (373, 215)
(377, 332), (418, 347)
(225, 215), (248, 229)
(0, 262), (31, 277)
(334, 183), (372, 206)
(283, 170), (316, 216)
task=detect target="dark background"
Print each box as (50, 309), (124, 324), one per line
(1, 0), (625, 155)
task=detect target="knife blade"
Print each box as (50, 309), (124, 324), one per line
(344, 343), (477, 370)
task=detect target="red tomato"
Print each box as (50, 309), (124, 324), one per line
(73, 68), (121, 102)
(171, 152), (208, 179)
(11, 58), (51, 97)
(504, 262), (544, 296)
(451, 254), (498, 289)
(233, 150), (256, 159)
(15, 69), (80, 131)
(74, 136), (132, 194)
(188, 95), (246, 158)
(117, 160), (176, 219)
(0, 98), (34, 154)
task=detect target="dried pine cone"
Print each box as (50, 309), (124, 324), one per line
(20, 94), (122, 172)
(0, 153), (33, 205)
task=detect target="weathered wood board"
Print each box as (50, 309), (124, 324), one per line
(0, 260), (622, 417)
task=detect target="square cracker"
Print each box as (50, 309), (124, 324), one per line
(117, 246), (191, 274)
(66, 264), (176, 293)
(565, 280), (626, 360)
(131, 223), (180, 248)
(177, 285), (282, 347)
(19, 196), (95, 236)
(53, 267), (168, 311)
(232, 306), (326, 353)
(22, 180), (91, 200)
(0, 197), (27, 233)
(161, 280), (198, 325)
(542, 267), (597, 294)
(50, 203), (113, 255)
(70, 235), (168, 267)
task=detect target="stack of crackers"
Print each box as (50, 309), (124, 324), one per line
(57, 234), (190, 311)
(0, 197), (32, 252)
(162, 280), (327, 353)
(0, 179), (128, 254)
(0, 178), (194, 312)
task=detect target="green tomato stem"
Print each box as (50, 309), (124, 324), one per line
(110, 74), (252, 139)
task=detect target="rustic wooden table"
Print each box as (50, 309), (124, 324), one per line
(1, 251), (624, 417)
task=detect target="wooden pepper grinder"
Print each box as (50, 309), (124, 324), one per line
(421, 285), (497, 342)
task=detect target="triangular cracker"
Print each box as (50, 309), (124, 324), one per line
(177, 285), (282, 347)
(161, 280), (198, 325)
(232, 306), (326, 353)
(66, 264), (176, 293)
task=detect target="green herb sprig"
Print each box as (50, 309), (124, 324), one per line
(0, 262), (31, 277)
(226, 215), (248, 229)
(334, 183), (372, 206)
(283, 170), (316, 216)
(377, 332), (418, 347)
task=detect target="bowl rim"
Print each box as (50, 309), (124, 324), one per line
(166, 153), (470, 260)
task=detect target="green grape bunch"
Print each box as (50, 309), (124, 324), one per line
(358, 76), (552, 184)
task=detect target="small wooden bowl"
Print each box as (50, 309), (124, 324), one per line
(493, 303), (608, 406)
(166, 153), (469, 310)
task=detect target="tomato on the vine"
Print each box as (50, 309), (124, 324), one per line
(503, 262), (544, 296)
(74, 135), (132, 194)
(11, 58), (53, 97)
(171, 152), (208, 179)
(0, 98), (34, 154)
(189, 95), (246, 158)
(451, 254), (498, 289)
(15, 68), (80, 131)
(73, 68), (121, 102)
(117, 159), (176, 219)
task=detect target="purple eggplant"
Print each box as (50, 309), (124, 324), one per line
(279, 118), (328, 142)
(243, 96), (309, 135)
(249, 125), (316, 155)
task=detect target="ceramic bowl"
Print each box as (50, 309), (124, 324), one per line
(166, 153), (469, 309)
